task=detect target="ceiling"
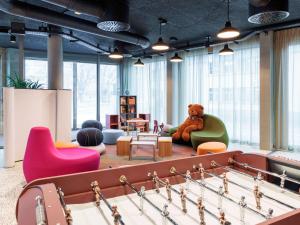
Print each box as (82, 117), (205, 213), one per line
(0, 0), (300, 55)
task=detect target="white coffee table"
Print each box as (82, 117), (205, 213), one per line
(129, 140), (157, 161)
(137, 132), (160, 144)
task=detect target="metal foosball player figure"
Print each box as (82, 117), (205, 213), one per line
(185, 170), (191, 191)
(57, 188), (73, 225)
(112, 205), (121, 225)
(266, 208), (274, 220)
(140, 186), (146, 213)
(199, 163), (205, 181)
(238, 196), (247, 224)
(254, 184), (263, 210)
(91, 181), (101, 206)
(218, 185), (225, 210)
(197, 197), (206, 225)
(222, 172), (229, 194)
(280, 170), (287, 192)
(180, 185), (187, 213)
(153, 171), (160, 193)
(219, 210), (226, 225)
(161, 204), (169, 225)
(165, 178), (172, 202)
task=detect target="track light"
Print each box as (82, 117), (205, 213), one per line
(134, 58), (144, 67)
(170, 53), (183, 63)
(217, 0), (240, 39)
(10, 35), (16, 43)
(109, 48), (123, 59)
(152, 18), (169, 51)
(219, 44), (234, 56)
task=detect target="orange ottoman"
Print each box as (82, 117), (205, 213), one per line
(197, 142), (227, 155)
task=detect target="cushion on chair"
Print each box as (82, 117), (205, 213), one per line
(77, 128), (103, 146)
(82, 120), (103, 131)
(102, 129), (125, 144)
(55, 140), (79, 149)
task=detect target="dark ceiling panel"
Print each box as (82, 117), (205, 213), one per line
(0, 0), (300, 55)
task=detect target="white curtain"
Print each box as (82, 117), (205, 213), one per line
(175, 37), (260, 145)
(123, 56), (167, 124)
(274, 28), (300, 150)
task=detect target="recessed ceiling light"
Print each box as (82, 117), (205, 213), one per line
(170, 53), (183, 63)
(74, 11), (82, 15)
(109, 48), (123, 59)
(134, 58), (144, 67)
(219, 44), (234, 56)
(217, 0), (240, 39)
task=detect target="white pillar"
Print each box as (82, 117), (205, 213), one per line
(18, 35), (25, 80)
(48, 34), (63, 89)
(260, 31), (274, 150)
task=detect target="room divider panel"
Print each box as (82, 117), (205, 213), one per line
(3, 87), (72, 167)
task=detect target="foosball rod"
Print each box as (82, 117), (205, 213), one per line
(57, 188), (73, 225)
(148, 171), (222, 223)
(170, 167), (267, 219)
(119, 175), (179, 225)
(91, 181), (126, 225)
(196, 165), (296, 210)
(228, 158), (300, 186)
(213, 160), (300, 195)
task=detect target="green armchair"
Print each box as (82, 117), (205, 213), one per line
(169, 114), (229, 150)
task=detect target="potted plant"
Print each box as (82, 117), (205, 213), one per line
(6, 75), (44, 89)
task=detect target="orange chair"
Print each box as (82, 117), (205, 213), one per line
(197, 142), (227, 155)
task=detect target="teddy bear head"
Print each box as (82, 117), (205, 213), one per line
(188, 104), (204, 117)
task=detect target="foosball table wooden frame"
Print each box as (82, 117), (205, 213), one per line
(16, 151), (300, 225)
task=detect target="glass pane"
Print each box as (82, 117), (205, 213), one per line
(288, 44), (300, 149)
(25, 59), (48, 88)
(63, 62), (74, 128)
(76, 62), (97, 128)
(99, 64), (119, 125)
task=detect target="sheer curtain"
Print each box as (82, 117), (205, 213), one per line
(175, 37), (260, 145)
(123, 56), (167, 123)
(274, 28), (300, 150)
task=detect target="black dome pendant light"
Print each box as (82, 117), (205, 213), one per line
(217, 0), (240, 39)
(170, 53), (183, 63)
(219, 44), (234, 56)
(152, 18), (169, 51)
(133, 58), (144, 67)
(109, 48), (123, 59)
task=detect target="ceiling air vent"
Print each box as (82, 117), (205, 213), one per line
(97, 0), (130, 32)
(248, 0), (289, 24)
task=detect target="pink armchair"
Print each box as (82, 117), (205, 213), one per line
(23, 127), (100, 183)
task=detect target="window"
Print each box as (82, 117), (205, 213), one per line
(288, 43), (300, 149)
(63, 62), (74, 127)
(25, 59), (48, 88)
(176, 39), (260, 145)
(76, 63), (97, 127)
(125, 56), (167, 124)
(99, 64), (119, 123)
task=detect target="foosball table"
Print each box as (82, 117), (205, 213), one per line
(16, 151), (300, 225)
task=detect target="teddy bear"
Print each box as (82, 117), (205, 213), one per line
(172, 104), (204, 142)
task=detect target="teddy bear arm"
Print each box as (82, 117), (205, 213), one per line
(183, 124), (201, 133)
